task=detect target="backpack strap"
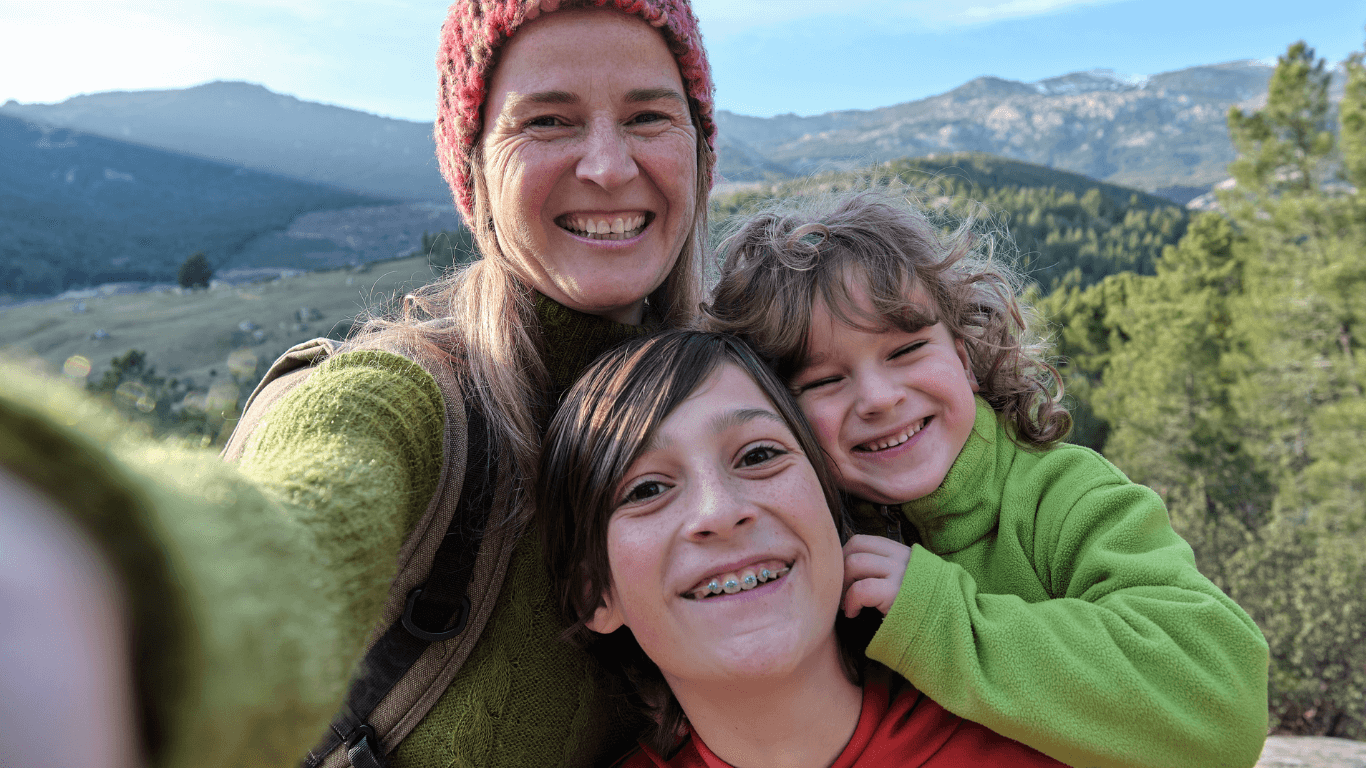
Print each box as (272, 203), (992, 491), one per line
(220, 338), (521, 768)
(221, 338), (341, 462)
(301, 396), (498, 768)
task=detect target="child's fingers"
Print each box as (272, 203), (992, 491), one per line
(842, 576), (898, 618)
(843, 533), (909, 559)
(843, 551), (894, 589)
(841, 535), (913, 616)
(842, 535), (912, 589)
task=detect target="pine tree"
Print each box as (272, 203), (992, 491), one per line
(1216, 41), (1366, 738)
(1226, 42), (1334, 197)
(1044, 38), (1366, 736)
(177, 251), (214, 289)
(1341, 48), (1366, 190)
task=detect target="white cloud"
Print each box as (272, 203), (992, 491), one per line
(955, 0), (1126, 23)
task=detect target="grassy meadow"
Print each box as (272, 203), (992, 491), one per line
(2, 255), (439, 382)
(0, 256), (443, 442)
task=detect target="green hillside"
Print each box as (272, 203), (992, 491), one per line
(888, 152), (1180, 207)
(710, 152), (1190, 292)
(0, 114), (388, 297)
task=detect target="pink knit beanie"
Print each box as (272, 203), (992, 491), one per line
(435, 0), (716, 221)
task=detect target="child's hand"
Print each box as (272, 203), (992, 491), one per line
(842, 534), (912, 618)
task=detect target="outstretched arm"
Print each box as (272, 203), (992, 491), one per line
(0, 351), (445, 768)
(866, 452), (1269, 768)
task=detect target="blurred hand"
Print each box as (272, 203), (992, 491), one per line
(0, 466), (140, 768)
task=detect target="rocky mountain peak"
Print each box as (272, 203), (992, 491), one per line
(1032, 69), (1150, 96)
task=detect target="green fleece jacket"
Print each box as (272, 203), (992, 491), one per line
(0, 297), (649, 768)
(864, 398), (1269, 768)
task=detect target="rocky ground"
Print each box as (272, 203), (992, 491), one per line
(228, 201), (462, 271)
(1257, 736), (1366, 768)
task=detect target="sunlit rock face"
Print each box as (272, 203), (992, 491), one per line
(714, 61), (1298, 196)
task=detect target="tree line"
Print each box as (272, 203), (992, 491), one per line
(1041, 41), (1366, 737)
(709, 153), (1191, 294)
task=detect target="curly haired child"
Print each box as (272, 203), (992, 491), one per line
(704, 189), (1269, 768)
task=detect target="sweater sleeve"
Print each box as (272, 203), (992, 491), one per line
(0, 351), (445, 768)
(866, 449), (1269, 768)
(232, 350), (447, 646)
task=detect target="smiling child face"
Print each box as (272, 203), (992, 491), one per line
(789, 283), (980, 505)
(585, 363), (846, 689)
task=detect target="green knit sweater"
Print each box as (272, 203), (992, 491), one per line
(0, 296), (652, 768)
(864, 398), (1270, 768)
(384, 298), (653, 767)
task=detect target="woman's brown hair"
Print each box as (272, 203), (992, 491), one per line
(704, 189), (1070, 448)
(536, 330), (851, 755)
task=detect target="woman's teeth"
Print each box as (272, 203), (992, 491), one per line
(558, 213), (648, 240)
(857, 418), (928, 452)
(687, 564), (791, 600)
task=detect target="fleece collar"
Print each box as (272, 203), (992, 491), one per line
(896, 396), (1019, 554)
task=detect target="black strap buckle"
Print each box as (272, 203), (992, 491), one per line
(345, 723), (378, 751)
(345, 723), (383, 768)
(400, 587), (471, 642)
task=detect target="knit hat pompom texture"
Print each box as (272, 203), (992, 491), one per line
(436, 0), (716, 221)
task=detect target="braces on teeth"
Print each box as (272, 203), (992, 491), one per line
(689, 566), (790, 600)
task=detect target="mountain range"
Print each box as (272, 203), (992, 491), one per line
(2, 81), (448, 202)
(4, 60), (1316, 206)
(713, 62), (1297, 201)
(0, 59), (1336, 299)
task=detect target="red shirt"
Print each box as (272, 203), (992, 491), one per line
(620, 677), (1065, 767)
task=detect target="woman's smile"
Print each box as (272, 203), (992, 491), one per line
(555, 211), (654, 240)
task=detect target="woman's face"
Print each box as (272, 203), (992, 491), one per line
(479, 9), (699, 325)
(586, 363), (846, 689)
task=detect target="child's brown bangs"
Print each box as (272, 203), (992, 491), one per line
(807, 253), (942, 346)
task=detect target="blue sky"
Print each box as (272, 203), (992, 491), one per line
(1, 0), (1362, 121)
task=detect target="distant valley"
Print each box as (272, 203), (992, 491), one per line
(0, 114), (387, 297)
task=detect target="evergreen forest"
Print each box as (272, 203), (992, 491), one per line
(1041, 42), (1366, 738)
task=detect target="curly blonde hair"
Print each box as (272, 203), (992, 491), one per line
(703, 189), (1070, 448)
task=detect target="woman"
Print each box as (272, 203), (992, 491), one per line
(537, 331), (1066, 766)
(0, 2), (716, 767)
(259, 3), (716, 764)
